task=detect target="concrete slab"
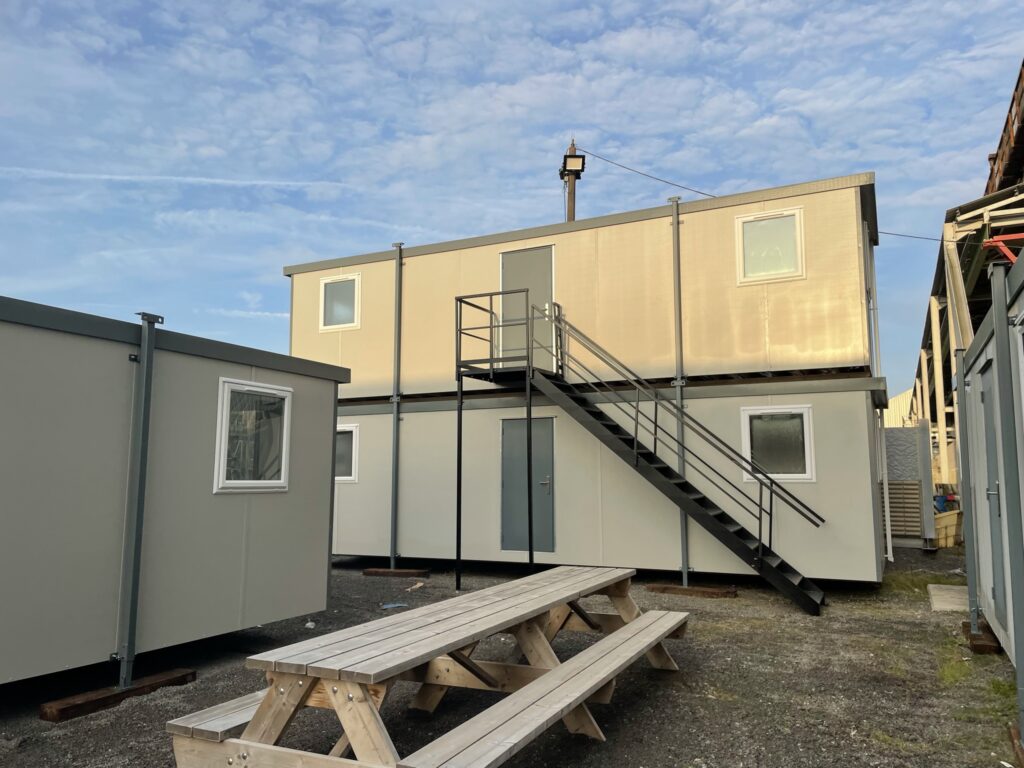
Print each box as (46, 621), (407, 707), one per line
(928, 583), (969, 612)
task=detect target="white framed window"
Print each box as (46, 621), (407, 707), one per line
(213, 378), (293, 493)
(320, 274), (360, 331)
(740, 405), (815, 482)
(335, 422), (359, 483)
(735, 208), (805, 284)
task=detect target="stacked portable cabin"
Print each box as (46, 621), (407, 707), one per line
(285, 173), (888, 593)
(0, 297), (349, 685)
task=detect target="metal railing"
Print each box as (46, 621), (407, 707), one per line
(455, 289), (535, 379)
(454, 292), (825, 562)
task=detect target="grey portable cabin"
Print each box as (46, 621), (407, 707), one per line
(0, 296), (349, 684)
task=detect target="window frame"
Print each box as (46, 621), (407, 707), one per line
(213, 377), (293, 494)
(334, 422), (359, 483)
(740, 404), (816, 483)
(734, 207), (806, 285)
(319, 273), (361, 332)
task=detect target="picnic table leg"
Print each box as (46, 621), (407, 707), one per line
(514, 619), (605, 742)
(543, 604), (572, 641)
(240, 672), (315, 745)
(604, 579), (679, 671)
(329, 682), (390, 758)
(409, 642), (479, 714)
(327, 681), (400, 765)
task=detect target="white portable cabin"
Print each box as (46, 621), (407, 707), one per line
(285, 173), (889, 614)
(0, 296), (349, 684)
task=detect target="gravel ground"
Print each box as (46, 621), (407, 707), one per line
(0, 548), (1017, 768)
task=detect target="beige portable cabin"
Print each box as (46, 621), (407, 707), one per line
(0, 297), (349, 685)
(286, 173), (888, 612)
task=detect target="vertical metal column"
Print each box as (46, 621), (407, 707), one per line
(989, 262), (1024, 748)
(525, 291), (535, 567)
(954, 349), (980, 634)
(455, 371), (464, 592)
(116, 311), (162, 689)
(929, 297), (950, 484)
(867, 238), (894, 563)
(669, 195), (689, 585)
(389, 243), (404, 571)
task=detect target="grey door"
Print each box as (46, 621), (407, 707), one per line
(501, 246), (554, 371)
(980, 365), (1007, 626)
(501, 417), (555, 552)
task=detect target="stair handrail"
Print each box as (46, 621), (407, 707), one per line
(535, 302), (825, 529)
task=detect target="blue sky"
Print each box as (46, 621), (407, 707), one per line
(2, 1), (1022, 394)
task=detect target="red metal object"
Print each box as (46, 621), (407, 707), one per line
(983, 233), (1023, 264)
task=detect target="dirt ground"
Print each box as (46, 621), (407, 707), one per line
(0, 547), (1017, 768)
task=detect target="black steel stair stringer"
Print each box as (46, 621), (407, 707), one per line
(530, 371), (825, 615)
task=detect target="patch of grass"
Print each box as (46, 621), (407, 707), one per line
(991, 678), (1016, 698)
(936, 632), (980, 687)
(881, 569), (965, 599)
(870, 730), (930, 755)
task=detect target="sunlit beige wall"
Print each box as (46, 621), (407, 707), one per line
(332, 388), (882, 582)
(292, 259), (395, 399)
(680, 186), (869, 375)
(290, 186), (870, 395)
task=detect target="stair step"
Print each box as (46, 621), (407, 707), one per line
(804, 585), (825, 603)
(783, 570), (803, 586)
(536, 369), (824, 614)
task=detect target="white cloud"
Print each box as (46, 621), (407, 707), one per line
(205, 307), (288, 319)
(2, 0), (1023, 382)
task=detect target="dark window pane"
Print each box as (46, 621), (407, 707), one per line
(749, 412), (806, 475)
(335, 430), (354, 478)
(324, 279), (356, 326)
(226, 391), (285, 481)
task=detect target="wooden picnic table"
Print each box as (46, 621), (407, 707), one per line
(168, 565), (688, 768)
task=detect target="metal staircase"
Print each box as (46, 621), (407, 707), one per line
(454, 289), (827, 615)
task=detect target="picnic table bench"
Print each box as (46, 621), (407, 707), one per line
(168, 565), (688, 768)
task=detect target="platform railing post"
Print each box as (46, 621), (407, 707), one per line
(525, 290), (534, 567)
(455, 372), (464, 592)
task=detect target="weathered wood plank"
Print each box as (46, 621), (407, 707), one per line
(514, 618), (603, 742)
(255, 567), (598, 675)
(560, 610), (688, 639)
(172, 735), (379, 767)
(327, 682), (400, 765)
(239, 673), (314, 745)
(328, 568), (635, 683)
(398, 610), (686, 768)
(166, 689), (266, 739)
(41, 668), (195, 723)
(607, 580), (679, 671)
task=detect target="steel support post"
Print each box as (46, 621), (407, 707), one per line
(116, 311), (162, 689)
(525, 291), (534, 567)
(954, 349), (980, 634)
(920, 349), (933, 423)
(455, 372), (464, 591)
(669, 195), (689, 585)
(389, 243), (404, 570)
(990, 262), (1024, 748)
(929, 297), (950, 484)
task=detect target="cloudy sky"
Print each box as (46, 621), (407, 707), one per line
(2, 1), (1022, 392)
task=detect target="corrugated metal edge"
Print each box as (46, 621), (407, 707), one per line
(0, 295), (350, 383)
(284, 172), (876, 276)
